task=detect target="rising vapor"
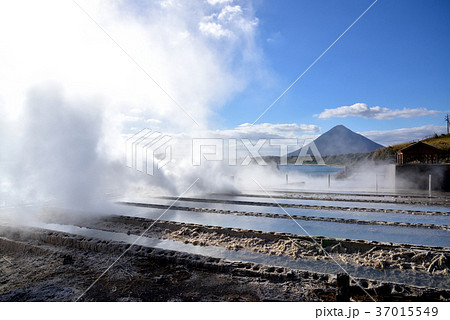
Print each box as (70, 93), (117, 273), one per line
(0, 0), (262, 215)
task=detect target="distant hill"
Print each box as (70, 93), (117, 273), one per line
(288, 125), (384, 158)
(369, 133), (450, 163)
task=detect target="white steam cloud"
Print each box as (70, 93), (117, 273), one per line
(0, 0), (264, 213)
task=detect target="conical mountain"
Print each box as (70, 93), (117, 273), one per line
(288, 125), (384, 157)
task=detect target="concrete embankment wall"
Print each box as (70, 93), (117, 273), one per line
(395, 164), (450, 191)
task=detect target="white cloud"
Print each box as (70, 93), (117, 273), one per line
(150, 122), (319, 141)
(180, 123), (321, 150)
(316, 103), (441, 120)
(156, 123), (321, 158)
(146, 118), (162, 125)
(119, 114), (143, 122)
(207, 0), (233, 5)
(129, 107), (144, 114)
(218, 5), (242, 22)
(361, 125), (446, 146)
(154, 122), (319, 142)
(266, 31), (282, 44)
(199, 4), (258, 40)
(199, 21), (233, 38)
(232, 123), (320, 136)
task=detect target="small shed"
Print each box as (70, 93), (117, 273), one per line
(396, 141), (441, 165)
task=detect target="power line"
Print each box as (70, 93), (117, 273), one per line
(252, 0), (379, 125)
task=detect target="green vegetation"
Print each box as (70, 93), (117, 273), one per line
(422, 133), (450, 153)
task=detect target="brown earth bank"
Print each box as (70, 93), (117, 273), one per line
(2, 214), (449, 302)
(73, 215), (450, 277)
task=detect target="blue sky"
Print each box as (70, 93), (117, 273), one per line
(215, 0), (450, 140)
(1, 0), (449, 149)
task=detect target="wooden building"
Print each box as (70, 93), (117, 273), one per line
(396, 141), (441, 165)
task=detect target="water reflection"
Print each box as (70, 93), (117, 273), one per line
(116, 205), (450, 248)
(129, 198), (450, 226)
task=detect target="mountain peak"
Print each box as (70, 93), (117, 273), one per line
(288, 125), (383, 157)
(329, 124), (350, 131)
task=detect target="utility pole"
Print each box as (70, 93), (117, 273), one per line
(446, 114), (450, 134)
